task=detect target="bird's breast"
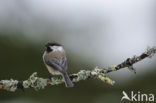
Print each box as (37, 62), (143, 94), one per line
(46, 65), (61, 75)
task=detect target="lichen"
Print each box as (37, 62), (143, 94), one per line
(146, 46), (156, 58)
(23, 72), (47, 91)
(98, 75), (115, 85)
(0, 79), (18, 92)
(108, 65), (117, 71)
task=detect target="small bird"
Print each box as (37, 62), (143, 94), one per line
(43, 41), (74, 87)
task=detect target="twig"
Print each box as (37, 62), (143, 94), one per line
(0, 46), (156, 92)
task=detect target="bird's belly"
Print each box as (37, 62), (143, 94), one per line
(46, 65), (61, 75)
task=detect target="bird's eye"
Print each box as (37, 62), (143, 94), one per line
(47, 46), (53, 52)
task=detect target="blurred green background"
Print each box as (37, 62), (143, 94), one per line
(0, 0), (156, 103)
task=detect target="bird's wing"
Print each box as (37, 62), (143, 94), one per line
(60, 57), (67, 70)
(45, 57), (67, 72)
(52, 57), (67, 69)
(45, 59), (63, 72)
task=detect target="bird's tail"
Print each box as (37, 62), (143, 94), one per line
(61, 72), (74, 87)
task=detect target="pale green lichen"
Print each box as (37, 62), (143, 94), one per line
(72, 70), (91, 82)
(108, 65), (117, 71)
(0, 79), (18, 92)
(98, 75), (115, 85)
(77, 70), (91, 80)
(94, 67), (101, 73)
(50, 78), (64, 85)
(23, 72), (47, 91)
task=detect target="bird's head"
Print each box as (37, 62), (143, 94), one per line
(45, 41), (63, 52)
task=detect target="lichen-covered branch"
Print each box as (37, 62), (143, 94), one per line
(0, 46), (156, 92)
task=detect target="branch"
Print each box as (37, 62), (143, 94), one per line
(0, 46), (156, 92)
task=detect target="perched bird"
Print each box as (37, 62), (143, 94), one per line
(43, 41), (74, 87)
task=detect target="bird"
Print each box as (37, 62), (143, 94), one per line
(43, 41), (74, 87)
